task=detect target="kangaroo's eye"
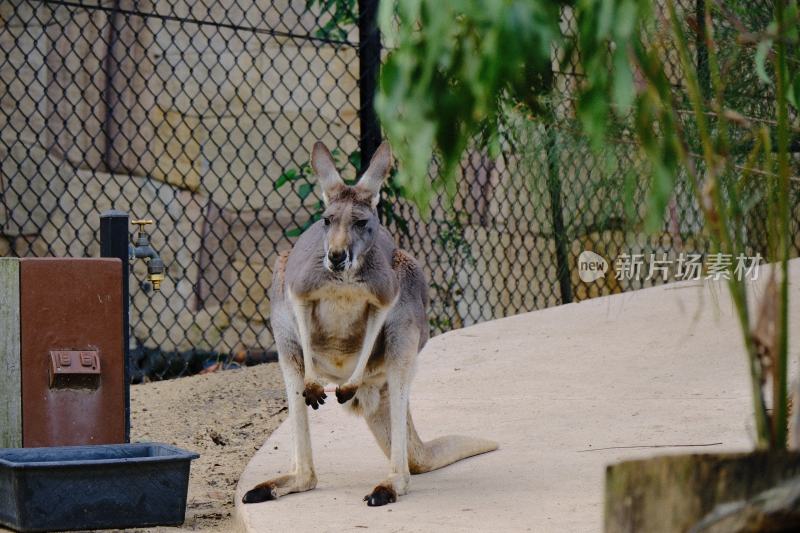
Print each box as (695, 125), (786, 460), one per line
(323, 217), (331, 226)
(354, 219), (369, 228)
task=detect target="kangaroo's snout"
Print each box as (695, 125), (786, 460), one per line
(327, 250), (348, 271)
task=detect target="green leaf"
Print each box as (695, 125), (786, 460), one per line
(786, 1), (799, 41)
(284, 227), (304, 238)
(789, 73), (800, 110)
(577, 86), (609, 149)
(644, 162), (675, 233)
(348, 150), (361, 172)
(755, 28), (775, 84)
(612, 49), (635, 112)
(298, 183), (314, 200)
(754, 44), (771, 83)
(615, 0), (639, 39)
(274, 168), (297, 190)
(597, 0), (615, 39)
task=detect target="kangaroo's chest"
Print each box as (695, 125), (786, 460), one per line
(308, 283), (373, 362)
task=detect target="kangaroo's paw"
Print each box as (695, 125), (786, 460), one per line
(363, 484), (398, 507)
(242, 483), (278, 504)
(242, 473), (316, 504)
(302, 380), (327, 409)
(335, 383), (358, 404)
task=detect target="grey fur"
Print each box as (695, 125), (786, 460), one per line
(243, 141), (497, 507)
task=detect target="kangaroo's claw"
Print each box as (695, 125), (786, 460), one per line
(335, 384), (358, 404)
(302, 381), (327, 409)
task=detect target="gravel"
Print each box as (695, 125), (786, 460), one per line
(130, 363), (287, 532)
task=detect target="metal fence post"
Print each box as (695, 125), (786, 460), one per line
(100, 209), (130, 442)
(358, 0), (382, 173)
(696, 0), (710, 98)
(101, 0), (122, 170)
(545, 122), (573, 304)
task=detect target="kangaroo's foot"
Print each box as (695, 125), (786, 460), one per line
(302, 380), (327, 409)
(335, 383), (358, 404)
(242, 472), (317, 504)
(364, 484), (396, 506)
(363, 474), (409, 507)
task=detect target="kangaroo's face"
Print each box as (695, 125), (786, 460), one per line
(321, 196), (379, 272)
(311, 141), (392, 273)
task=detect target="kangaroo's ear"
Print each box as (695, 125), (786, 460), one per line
(356, 142), (392, 209)
(311, 142), (343, 205)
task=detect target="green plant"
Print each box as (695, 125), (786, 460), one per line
(584, 0), (799, 449)
(380, 0), (799, 449)
(274, 160), (321, 238)
(428, 209), (476, 331)
(306, 0), (358, 40)
(629, 0), (797, 449)
(376, 0), (564, 210)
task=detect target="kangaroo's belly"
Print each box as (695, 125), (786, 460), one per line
(309, 294), (369, 379)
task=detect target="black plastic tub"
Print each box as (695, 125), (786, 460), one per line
(0, 443), (199, 532)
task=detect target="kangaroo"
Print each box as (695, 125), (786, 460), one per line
(242, 141), (498, 507)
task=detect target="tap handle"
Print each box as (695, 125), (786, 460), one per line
(131, 219), (154, 232)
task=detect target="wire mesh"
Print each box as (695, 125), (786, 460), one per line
(0, 0), (797, 381)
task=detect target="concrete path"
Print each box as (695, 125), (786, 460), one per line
(235, 260), (799, 532)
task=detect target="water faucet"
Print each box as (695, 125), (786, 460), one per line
(130, 219), (165, 291)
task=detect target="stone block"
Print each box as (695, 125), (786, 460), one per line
(0, 140), (69, 236)
(196, 201), (288, 311)
(228, 259), (272, 324)
(185, 305), (229, 352)
(155, 47), (259, 117)
(150, 0), (327, 57)
(215, 315), (274, 356)
(0, 11), (48, 146)
(104, 0), (157, 177)
(201, 108), (356, 212)
(44, 4), (110, 171)
(150, 106), (204, 191)
(252, 43), (359, 120)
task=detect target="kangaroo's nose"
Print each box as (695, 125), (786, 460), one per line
(328, 250), (347, 270)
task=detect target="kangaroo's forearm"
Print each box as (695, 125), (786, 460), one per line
(289, 292), (317, 381)
(344, 305), (391, 387)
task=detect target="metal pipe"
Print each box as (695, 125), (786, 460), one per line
(100, 209), (130, 443)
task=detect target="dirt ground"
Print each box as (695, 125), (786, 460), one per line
(130, 363), (287, 532)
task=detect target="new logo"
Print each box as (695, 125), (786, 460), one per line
(578, 250), (608, 283)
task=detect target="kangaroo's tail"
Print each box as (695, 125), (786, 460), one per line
(406, 411), (498, 474)
(361, 396), (498, 474)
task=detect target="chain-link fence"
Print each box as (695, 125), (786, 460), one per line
(384, 0), (799, 330)
(1, 0), (798, 381)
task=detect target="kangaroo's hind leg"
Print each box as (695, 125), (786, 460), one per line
(362, 328), (420, 506)
(242, 346), (317, 503)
